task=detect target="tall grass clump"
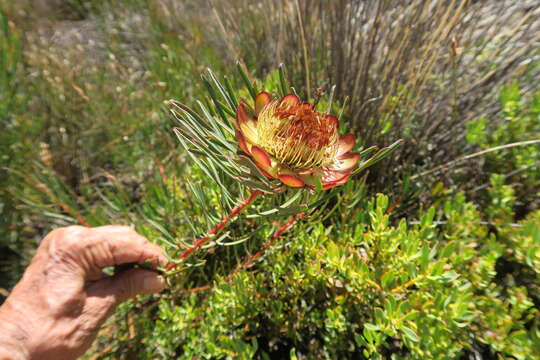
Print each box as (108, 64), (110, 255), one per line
(0, 10), (26, 294)
(210, 0), (539, 193)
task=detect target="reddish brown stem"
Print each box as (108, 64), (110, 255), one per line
(182, 284), (212, 293)
(179, 212), (304, 293)
(165, 190), (262, 273)
(234, 212), (305, 273)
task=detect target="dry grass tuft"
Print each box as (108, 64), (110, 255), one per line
(210, 0), (539, 188)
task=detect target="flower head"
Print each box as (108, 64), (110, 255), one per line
(234, 92), (360, 190)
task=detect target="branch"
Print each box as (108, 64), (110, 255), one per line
(165, 190), (262, 273)
(411, 139), (540, 180)
(178, 212), (305, 294)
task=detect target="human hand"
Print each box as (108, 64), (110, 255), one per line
(0, 225), (168, 360)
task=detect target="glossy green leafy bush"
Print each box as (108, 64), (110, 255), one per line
(93, 190), (538, 359)
(467, 85), (540, 214)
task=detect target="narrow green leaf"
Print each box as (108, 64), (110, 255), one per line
(401, 326), (419, 342)
(202, 75), (228, 124)
(206, 68), (236, 112)
(223, 75), (239, 109)
(237, 62), (257, 100)
(278, 63), (290, 97)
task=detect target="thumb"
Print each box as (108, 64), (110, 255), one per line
(81, 269), (166, 336)
(108, 268), (166, 303)
(87, 268), (166, 306)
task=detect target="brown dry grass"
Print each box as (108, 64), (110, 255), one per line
(208, 0), (539, 188)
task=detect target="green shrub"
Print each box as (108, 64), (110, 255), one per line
(467, 85), (540, 214)
(87, 190), (538, 359)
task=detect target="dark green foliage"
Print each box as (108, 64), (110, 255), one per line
(0, 10), (25, 297)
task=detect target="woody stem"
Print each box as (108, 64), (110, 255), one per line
(165, 190), (262, 273)
(179, 212), (305, 294)
(233, 212), (305, 273)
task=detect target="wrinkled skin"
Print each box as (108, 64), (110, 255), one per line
(0, 225), (168, 360)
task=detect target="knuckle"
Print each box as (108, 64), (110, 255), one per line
(48, 226), (90, 260)
(102, 293), (118, 309)
(60, 228), (86, 246)
(112, 225), (131, 232)
(58, 225), (87, 240)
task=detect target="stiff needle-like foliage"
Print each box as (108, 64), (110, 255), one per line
(165, 65), (402, 269)
(168, 65), (401, 197)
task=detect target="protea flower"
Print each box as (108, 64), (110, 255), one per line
(234, 92), (360, 190)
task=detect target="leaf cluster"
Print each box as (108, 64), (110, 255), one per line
(167, 66), (402, 222)
(107, 191), (539, 359)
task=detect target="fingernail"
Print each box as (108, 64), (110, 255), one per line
(143, 274), (166, 293)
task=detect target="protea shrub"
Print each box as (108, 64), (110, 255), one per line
(165, 67), (401, 272)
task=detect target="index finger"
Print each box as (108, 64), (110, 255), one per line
(92, 225), (169, 269)
(46, 225), (169, 278)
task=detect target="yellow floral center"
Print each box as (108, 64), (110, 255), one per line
(256, 101), (338, 170)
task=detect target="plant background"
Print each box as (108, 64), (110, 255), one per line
(0, 0), (539, 359)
